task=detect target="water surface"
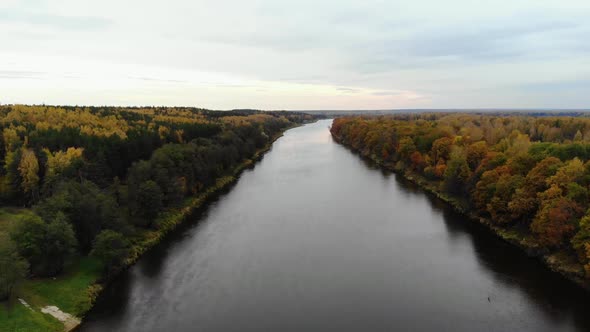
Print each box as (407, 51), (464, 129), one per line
(81, 120), (590, 332)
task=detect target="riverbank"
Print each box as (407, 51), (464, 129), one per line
(330, 131), (590, 292)
(1, 122), (308, 332)
(69, 122), (311, 331)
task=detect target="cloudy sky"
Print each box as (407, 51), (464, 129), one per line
(1, 0), (589, 110)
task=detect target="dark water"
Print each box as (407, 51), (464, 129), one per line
(81, 120), (590, 332)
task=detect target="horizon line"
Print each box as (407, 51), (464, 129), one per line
(2, 103), (590, 112)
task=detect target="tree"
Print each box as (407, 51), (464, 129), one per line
(11, 213), (77, 276)
(45, 212), (78, 274)
(134, 180), (163, 226)
(91, 230), (130, 272)
(2, 127), (20, 153)
(466, 141), (488, 171)
(547, 158), (585, 191)
(3, 148), (23, 203)
(409, 151), (424, 172)
(18, 148), (40, 203)
(43, 147), (84, 194)
(433, 158), (447, 179)
(487, 170), (522, 225)
(0, 234), (28, 301)
(531, 193), (583, 248)
(35, 180), (124, 252)
(572, 214), (590, 260)
(474, 169), (500, 210)
(10, 215), (45, 274)
(44, 147), (84, 179)
(431, 137), (453, 162)
(443, 147), (470, 195)
(504, 131), (531, 156)
(397, 137), (416, 161)
(566, 182), (589, 204)
(508, 157), (562, 223)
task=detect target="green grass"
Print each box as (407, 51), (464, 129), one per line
(0, 257), (102, 332)
(20, 257), (103, 316)
(0, 207), (103, 331)
(0, 301), (62, 332)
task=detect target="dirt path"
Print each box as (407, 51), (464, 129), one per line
(40, 306), (81, 332)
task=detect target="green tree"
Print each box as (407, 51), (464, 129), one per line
(91, 230), (130, 272)
(11, 213), (77, 276)
(3, 148), (23, 203)
(10, 215), (45, 274)
(0, 234), (28, 301)
(572, 214), (590, 259)
(45, 212), (78, 274)
(547, 158), (585, 190)
(134, 180), (163, 226)
(35, 180), (124, 252)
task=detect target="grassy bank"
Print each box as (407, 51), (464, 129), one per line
(331, 132), (590, 292)
(0, 207), (81, 332)
(0, 123), (303, 332)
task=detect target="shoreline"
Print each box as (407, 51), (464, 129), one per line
(330, 132), (590, 293)
(69, 121), (311, 331)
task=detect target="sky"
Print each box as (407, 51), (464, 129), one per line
(0, 0), (589, 110)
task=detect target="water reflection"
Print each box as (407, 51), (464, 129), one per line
(405, 178), (590, 331)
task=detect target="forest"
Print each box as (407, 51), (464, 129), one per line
(331, 113), (590, 283)
(0, 105), (314, 305)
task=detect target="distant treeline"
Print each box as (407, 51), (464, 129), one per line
(304, 110), (590, 118)
(0, 105), (314, 300)
(331, 113), (590, 281)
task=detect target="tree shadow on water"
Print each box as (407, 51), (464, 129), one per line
(135, 158), (266, 278)
(81, 269), (132, 325)
(137, 182), (239, 278)
(394, 175), (590, 331)
(82, 170), (248, 328)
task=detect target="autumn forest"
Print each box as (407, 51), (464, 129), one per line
(331, 114), (590, 286)
(4, 107), (590, 331)
(0, 105), (313, 321)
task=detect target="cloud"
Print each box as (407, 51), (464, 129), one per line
(0, 0), (589, 109)
(0, 70), (45, 79)
(518, 79), (590, 92)
(130, 76), (188, 84)
(402, 20), (576, 59)
(350, 17), (584, 76)
(0, 9), (111, 30)
(336, 87), (361, 94)
(372, 90), (403, 97)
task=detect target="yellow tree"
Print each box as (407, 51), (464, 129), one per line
(2, 127), (20, 152)
(44, 147), (84, 178)
(18, 148), (40, 202)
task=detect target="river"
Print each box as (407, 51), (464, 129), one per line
(80, 119), (590, 332)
